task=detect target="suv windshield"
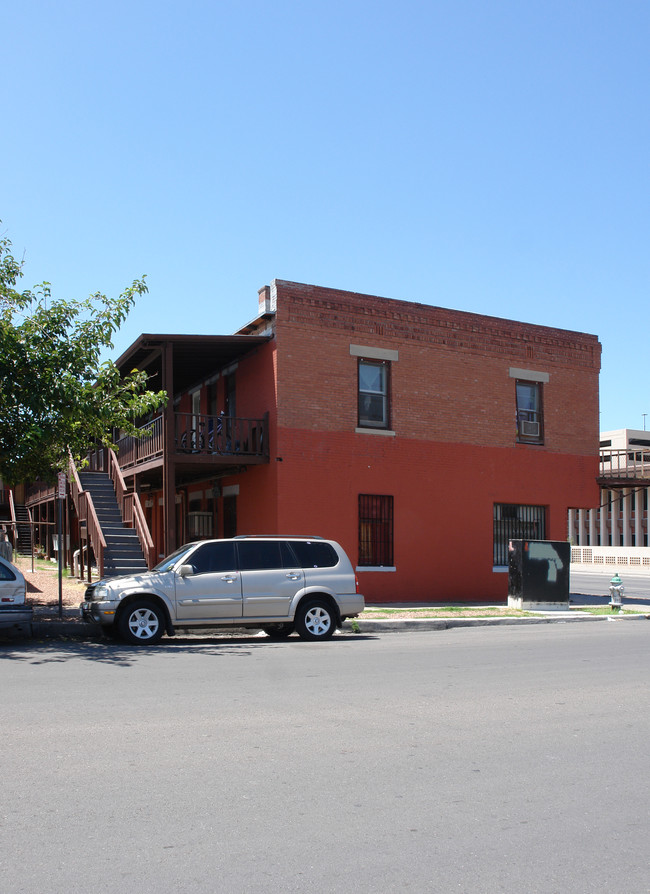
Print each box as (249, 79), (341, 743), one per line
(152, 543), (198, 573)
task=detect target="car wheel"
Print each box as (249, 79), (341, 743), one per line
(262, 624), (294, 639)
(295, 598), (335, 641)
(118, 599), (165, 646)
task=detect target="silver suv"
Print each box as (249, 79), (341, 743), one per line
(81, 536), (364, 645)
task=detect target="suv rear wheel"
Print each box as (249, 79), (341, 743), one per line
(118, 599), (165, 646)
(295, 598), (336, 641)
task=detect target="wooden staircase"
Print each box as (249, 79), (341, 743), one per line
(78, 471), (149, 578)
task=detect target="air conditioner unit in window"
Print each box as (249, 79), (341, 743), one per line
(521, 420), (540, 437)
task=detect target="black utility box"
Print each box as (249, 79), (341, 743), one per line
(507, 539), (570, 610)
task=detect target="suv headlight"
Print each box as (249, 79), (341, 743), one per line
(93, 585), (109, 602)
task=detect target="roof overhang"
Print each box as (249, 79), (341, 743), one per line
(115, 333), (272, 395)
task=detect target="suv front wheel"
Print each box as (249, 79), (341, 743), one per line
(295, 598), (336, 641)
(118, 599), (165, 646)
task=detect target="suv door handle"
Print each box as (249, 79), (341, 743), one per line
(221, 575), (238, 583)
(285, 572), (301, 580)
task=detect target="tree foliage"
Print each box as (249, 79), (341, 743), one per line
(0, 228), (167, 485)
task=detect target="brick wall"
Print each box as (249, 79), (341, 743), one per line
(272, 280), (600, 456)
(251, 279), (603, 602)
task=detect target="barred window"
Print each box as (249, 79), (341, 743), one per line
(358, 494), (394, 566)
(493, 503), (546, 566)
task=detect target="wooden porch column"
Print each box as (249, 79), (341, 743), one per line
(162, 340), (177, 557)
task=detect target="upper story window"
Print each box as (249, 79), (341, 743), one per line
(515, 380), (543, 444)
(358, 360), (390, 429)
(510, 368), (548, 445)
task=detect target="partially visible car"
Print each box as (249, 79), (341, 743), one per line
(0, 555), (33, 636)
(81, 535), (364, 645)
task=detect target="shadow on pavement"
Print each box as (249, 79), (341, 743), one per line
(0, 631), (375, 666)
(570, 593), (650, 608)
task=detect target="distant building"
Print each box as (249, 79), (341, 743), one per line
(569, 429), (650, 548)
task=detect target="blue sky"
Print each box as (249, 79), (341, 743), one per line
(3, 0), (648, 433)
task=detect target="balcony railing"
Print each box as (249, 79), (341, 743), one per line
(115, 412), (268, 470)
(173, 413), (266, 457)
(115, 417), (163, 469)
(600, 448), (650, 479)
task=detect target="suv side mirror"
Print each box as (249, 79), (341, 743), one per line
(178, 564), (195, 577)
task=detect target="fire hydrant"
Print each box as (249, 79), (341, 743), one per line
(609, 572), (624, 612)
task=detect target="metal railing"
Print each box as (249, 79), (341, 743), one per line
(114, 412), (268, 470)
(174, 413), (267, 457)
(600, 448), (650, 479)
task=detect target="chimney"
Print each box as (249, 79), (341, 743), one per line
(258, 285), (271, 315)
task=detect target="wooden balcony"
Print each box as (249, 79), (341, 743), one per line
(25, 481), (57, 506)
(599, 448), (650, 485)
(113, 412), (269, 475)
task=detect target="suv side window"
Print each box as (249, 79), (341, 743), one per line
(0, 562), (16, 581)
(288, 541), (338, 568)
(236, 540), (296, 571)
(190, 541), (237, 574)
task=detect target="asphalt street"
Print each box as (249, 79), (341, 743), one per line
(2, 622), (649, 893)
(570, 565), (650, 607)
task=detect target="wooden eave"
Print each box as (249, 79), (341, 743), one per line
(114, 333), (272, 395)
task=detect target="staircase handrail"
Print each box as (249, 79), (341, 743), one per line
(68, 450), (106, 579)
(107, 449), (155, 570)
(125, 493), (156, 570)
(83, 493), (106, 580)
(67, 451), (84, 514)
(8, 488), (17, 549)
(107, 446), (127, 514)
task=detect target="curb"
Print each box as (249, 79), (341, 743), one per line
(14, 610), (650, 641)
(343, 613), (650, 634)
(31, 620), (102, 639)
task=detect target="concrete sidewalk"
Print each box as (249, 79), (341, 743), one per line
(19, 599), (650, 641)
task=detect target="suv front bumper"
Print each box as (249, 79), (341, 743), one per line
(80, 601), (117, 626)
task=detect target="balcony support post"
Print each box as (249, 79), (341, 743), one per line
(600, 489), (609, 547)
(622, 487), (632, 547)
(578, 508), (587, 546)
(162, 340), (177, 557)
(635, 487), (645, 547)
(588, 505), (597, 548)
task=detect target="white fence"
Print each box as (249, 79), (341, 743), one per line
(571, 546), (650, 569)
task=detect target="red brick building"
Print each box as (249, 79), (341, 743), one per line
(89, 280), (602, 602)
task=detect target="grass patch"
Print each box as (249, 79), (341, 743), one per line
(570, 606), (638, 616)
(21, 556), (71, 576)
(361, 606), (532, 619)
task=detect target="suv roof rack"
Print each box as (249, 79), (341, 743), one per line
(232, 534), (324, 540)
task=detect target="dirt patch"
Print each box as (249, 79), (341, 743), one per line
(14, 555), (90, 607)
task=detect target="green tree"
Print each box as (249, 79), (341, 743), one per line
(0, 228), (167, 484)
